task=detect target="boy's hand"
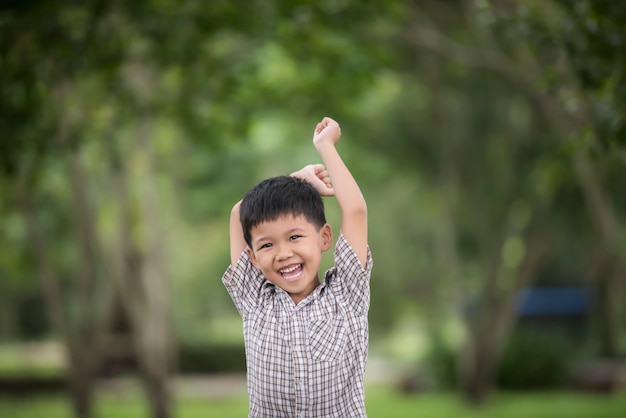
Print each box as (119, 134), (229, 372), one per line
(291, 164), (334, 196)
(313, 117), (341, 149)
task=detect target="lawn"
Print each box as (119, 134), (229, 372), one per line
(1, 386), (625, 418)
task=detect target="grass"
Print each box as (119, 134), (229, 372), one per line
(366, 386), (626, 418)
(1, 386), (625, 418)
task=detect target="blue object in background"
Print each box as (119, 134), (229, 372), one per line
(517, 287), (591, 317)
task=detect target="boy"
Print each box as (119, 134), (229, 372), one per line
(223, 117), (372, 417)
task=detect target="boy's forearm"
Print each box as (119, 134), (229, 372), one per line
(229, 200), (246, 266)
(315, 142), (366, 217)
(317, 140), (368, 267)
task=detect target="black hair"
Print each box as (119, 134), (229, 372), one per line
(240, 176), (326, 247)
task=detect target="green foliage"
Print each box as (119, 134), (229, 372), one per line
(427, 325), (587, 391)
(483, 0), (626, 149)
(497, 327), (581, 389)
(1, 1), (625, 410)
(427, 340), (459, 390)
(178, 343), (246, 374)
(557, 0), (626, 148)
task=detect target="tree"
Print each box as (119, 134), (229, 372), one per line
(1, 1), (401, 416)
(343, 0), (625, 403)
(482, 0), (626, 359)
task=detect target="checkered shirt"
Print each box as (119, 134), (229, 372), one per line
(223, 233), (373, 418)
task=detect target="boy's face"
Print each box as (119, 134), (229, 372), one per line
(246, 214), (332, 305)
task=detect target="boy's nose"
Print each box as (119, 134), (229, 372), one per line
(276, 244), (293, 260)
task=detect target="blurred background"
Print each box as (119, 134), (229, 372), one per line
(1, 0), (625, 417)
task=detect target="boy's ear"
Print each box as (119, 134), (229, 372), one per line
(321, 223), (333, 251)
(246, 246), (259, 268)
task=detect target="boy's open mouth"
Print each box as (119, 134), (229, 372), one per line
(280, 264), (303, 281)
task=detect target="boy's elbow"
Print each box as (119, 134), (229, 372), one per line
(358, 201), (368, 216)
(356, 196), (367, 215)
(339, 194), (367, 223)
(347, 203), (367, 221)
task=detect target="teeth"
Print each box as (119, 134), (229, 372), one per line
(280, 264), (302, 282)
(280, 264), (300, 273)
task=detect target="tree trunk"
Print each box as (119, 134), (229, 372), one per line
(457, 212), (545, 405)
(134, 121), (174, 418)
(67, 342), (96, 418)
(593, 255), (620, 357)
(19, 183), (96, 418)
(20, 141), (115, 418)
(64, 147), (115, 418)
(458, 321), (496, 405)
(572, 150), (624, 357)
(107, 127), (174, 418)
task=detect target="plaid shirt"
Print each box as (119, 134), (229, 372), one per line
(223, 233), (373, 418)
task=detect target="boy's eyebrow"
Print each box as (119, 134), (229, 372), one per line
(251, 235), (269, 245)
(286, 227), (306, 234)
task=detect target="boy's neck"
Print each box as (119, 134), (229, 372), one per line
(289, 276), (321, 305)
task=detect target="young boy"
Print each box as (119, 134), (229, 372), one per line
(223, 117), (372, 417)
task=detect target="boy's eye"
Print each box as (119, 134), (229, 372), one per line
(289, 235), (301, 241)
(259, 243), (272, 250)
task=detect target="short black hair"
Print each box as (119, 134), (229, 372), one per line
(240, 176), (326, 247)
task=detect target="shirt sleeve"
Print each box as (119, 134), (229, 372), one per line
(222, 250), (265, 318)
(327, 233), (373, 315)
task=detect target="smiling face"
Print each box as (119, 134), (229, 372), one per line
(246, 214), (333, 304)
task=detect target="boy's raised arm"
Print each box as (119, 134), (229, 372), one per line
(229, 200), (246, 267)
(313, 117), (368, 267)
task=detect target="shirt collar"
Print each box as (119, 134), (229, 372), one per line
(261, 279), (328, 310)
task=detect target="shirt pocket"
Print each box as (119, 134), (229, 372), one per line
(308, 313), (346, 363)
